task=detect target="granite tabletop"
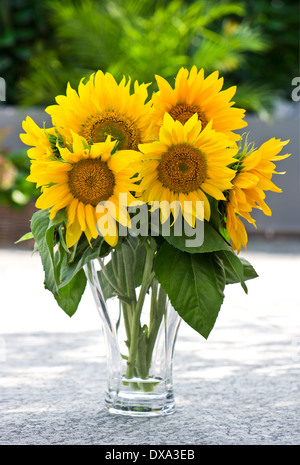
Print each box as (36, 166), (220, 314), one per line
(1, 237), (300, 446)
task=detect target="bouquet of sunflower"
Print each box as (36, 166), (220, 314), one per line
(20, 67), (290, 407)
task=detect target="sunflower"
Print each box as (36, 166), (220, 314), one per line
(27, 132), (143, 248)
(20, 116), (57, 160)
(151, 66), (247, 141)
(138, 112), (238, 228)
(225, 137), (290, 253)
(45, 71), (154, 150)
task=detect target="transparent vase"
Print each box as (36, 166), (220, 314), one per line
(85, 237), (181, 417)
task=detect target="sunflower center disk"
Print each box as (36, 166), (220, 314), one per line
(80, 112), (140, 150)
(68, 159), (115, 206)
(157, 144), (207, 194)
(169, 103), (208, 128)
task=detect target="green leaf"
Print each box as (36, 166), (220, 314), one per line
(57, 224), (71, 254)
(15, 232), (34, 243)
(240, 257), (259, 282)
(97, 236), (147, 301)
(217, 251), (258, 291)
(55, 269), (87, 317)
(217, 249), (248, 293)
(59, 236), (109, 288)
(30, 210), (60, 296)
(163, 220), (231, 254)
(154, 242), (226, 339)
(131, 238), (147, 287)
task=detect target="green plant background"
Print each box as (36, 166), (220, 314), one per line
(1, 0), (299, 114)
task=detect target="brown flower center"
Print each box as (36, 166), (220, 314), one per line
(68, 158), (115, 206)
(157, 144), (207, 193)
(80, 112), (141, 150)
(169, 103), (209, 129)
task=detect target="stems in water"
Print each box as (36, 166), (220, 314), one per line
(99, 237), (167, 392)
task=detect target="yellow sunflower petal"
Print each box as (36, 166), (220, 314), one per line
(96, 210), (118, 247)
(66, 218), (82, 248)
(85, 204), (98, 238)
(76, 201), (86, 230)
(35, 183), (70, 210)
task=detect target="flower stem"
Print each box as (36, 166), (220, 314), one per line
(100, 237), (166, 392)
(146, 283), (167, 372)
(125, 238), (156, 382)
(116, 248), (133, 348)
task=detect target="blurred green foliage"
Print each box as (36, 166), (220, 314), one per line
(0, 0), (52, 104)
(0, 128), (39, 208)
(0, 0), (299, 116)
(228, 0), (300, 112)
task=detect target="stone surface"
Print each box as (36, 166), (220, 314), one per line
(1, 238), (300, 445)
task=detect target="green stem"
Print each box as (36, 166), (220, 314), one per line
(116, 248), (132, 348)
(98, 256), (123, 295)
(136, 324), (149, 379)
(150, 278), (158, 325)
(146, 282), (167, 372)
(125, 239), (156, 381)
(122, 242), (137, 305)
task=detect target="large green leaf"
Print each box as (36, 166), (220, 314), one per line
(30, 210), (110, 316)
(154, 242), (226, 339)
(55, 269), (87, 317)
(56, 235), (109, 316)
(30, 209), (60, 296)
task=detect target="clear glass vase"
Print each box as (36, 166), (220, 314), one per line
(85, 237), (181, 417)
